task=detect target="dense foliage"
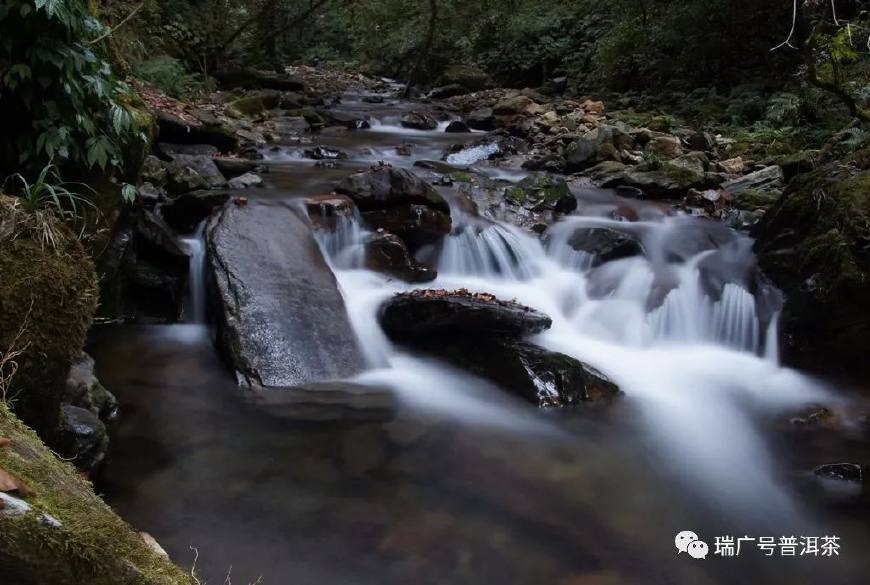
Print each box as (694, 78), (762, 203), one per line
(0, 0), (146, 180)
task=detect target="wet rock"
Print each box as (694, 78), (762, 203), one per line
(136, 209), (186, 258)
(137, 182), (166, 206)
(360, 205), (452, 245)
(567, 227), (643, 265)
(466, 107), (495, 131)
(565, 126), (614, 171)
(213, 157), (260, 178)
(208, 202), (365, 388)
(429, 84), (467, 100)
(364, 231), (437, 283)
(753, 168), (870, 380)
(379, 290), (552, 338)
(227, 172), (263, 189)
(418, 337), (621, 407)
(64, 353), (119, 421)
(140, 155), (168, 186)
(249, 381), (397, 422)
(161, 190), (230, 233)
(521, 154), (567, 174)
(304, 146), (348, 160)
(596, 160), (707, 199)
(335, 166), (450, 213)
(57, 405), (108, 474)
(493, 95), (537, 116)
(164, 153), (226, 189)
(362, 95), (386, 104)
(400, 110), (439, 130)
(684, 130), (716, 152)
(165, 162), (210, 195)
(813, 463), (866, 496)
(305, 194), (356, 229)
(316, 109), (370, 130)
(722, 165), (784, 197)
(445, 120), (471, 133)
(154, 111), (237, 152)
(227, 89), (282, 117)
(395, 143), (415, 157)
(506, 174), (577, 214)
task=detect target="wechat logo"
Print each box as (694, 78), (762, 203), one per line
(675, 530), (709, 559)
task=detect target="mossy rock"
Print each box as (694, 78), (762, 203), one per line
(227, 89), (282, 117)
(754, 168), (870, 379)
(734, 188), (782, 211)
(0, 402), (195, 584)
(775, 150), (820, 181)
(0, 197), (98, 440)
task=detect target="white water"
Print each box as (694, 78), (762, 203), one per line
(179, 221), (207, 323)
(312, 200), (831, 515)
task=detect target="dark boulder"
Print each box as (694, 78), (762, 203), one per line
(429, 84), (467, 100)
(335, 166), (450, 213)
(56, 405), (108, 474)
(753, 167), (870, 380)
(360, 205), (451, 245)
(400, 110), (439, 130)
(566, 227), (643, 265)
(445, 120), (471, 133)
(315, 109), (370, 130)
(418, 337), (621, 407)
(304, 146), (349, 160)
(466, 107), (495, 131)
(364, 231), (437, 283)
(305, 193), (357, 230)
(379, 289), (552, 339)
(161, 190), (230, 233)
(207, 201), (365, 388)
(154, 111), (238, 152)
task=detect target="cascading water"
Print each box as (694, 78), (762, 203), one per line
(314, 193), (829, 516)
(179, 221), (207, 323)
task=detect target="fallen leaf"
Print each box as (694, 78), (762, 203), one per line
(0, 465), (33, 496)
(0, 437), (10, 449)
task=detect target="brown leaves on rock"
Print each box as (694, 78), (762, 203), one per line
(0, 465), (33, 496)
(0, 437), (33, 496)
(405, 288), (523, 307)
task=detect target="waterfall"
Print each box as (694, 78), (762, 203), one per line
(179, 221), (207, 323)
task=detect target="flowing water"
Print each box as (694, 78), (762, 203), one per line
(90, 91), (870, 585)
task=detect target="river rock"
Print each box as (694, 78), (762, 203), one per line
(417, 337), (621, 407)
(165, 162), (210, 195)
(466, 107), (495, 131)
(160, 190), (230, 232)
(304, 146), (348, 160)
(400, 110), (439, 130)
(365, 231), (437, 283)
(227, 172), (263, 189)
(360, 205), (452, 244)
(207, 202), (365, 388)
(154, 111), (238, 152)
(213, 157), (260, 178)
(164, 153), (226, 189)
(565, 126), (615, 171)
(445, 120), (471, 133)
(493, 95), (537, 116)
(722, 165), (784, 196)
(305, 193), (356, 229)
(379, 289), (552, 339)
(335, 166), (450, 213)
(56, 405), (108, 474)
(429, 84), (467, 100)
(63, 352), (119, 421)
(567, 227), (643, 265)
(506, 174), (577, 214)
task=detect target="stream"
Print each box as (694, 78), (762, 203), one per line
(90, 90), (870, 584)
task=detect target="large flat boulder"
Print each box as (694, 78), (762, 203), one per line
(208, 202), (365, 388)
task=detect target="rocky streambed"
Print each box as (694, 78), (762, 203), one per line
(82, 73), (870, 584)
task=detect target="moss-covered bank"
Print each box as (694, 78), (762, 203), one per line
(753, 155), (870, 379)
(0, 197), (97, 439)
(0, 402), (195, 584)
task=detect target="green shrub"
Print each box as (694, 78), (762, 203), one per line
(0, 0), (147, 180)
(133, 55), (202, 99)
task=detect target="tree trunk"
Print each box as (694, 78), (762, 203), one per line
(403, 0), (439, 98)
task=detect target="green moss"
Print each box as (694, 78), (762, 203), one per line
(734, 188), (781, 210)
(505, 186), (526, 205)
(0, 403), (195, 584)
(0, 197), (98, 439)
(450, 172), (474, 183)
